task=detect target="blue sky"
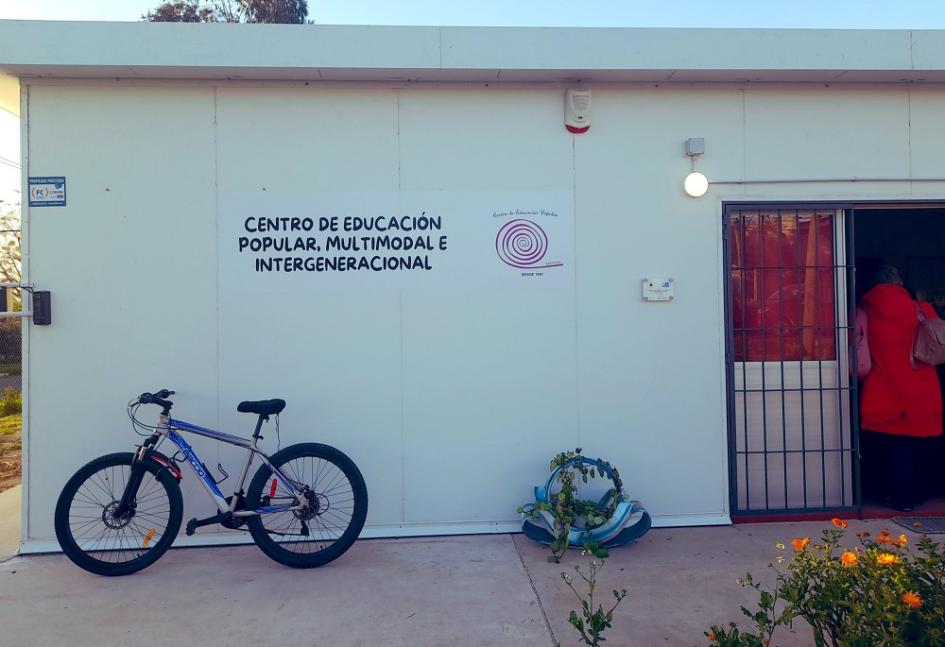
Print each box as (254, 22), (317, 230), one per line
(3, 0), (945, 28)
(0, 113), (17, 207)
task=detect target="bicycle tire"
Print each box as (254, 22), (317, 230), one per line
(54, 452), (183, 576)
(245, 443), (368, 568)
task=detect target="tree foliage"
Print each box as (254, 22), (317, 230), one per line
(143, 0), (309, 24)
(0, 197), (21, 285)
(0, 196), (21, 312)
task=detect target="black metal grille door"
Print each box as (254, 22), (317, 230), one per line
(725, 207), (857, 515)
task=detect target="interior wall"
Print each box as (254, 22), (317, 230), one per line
(855, 209), (945, 302)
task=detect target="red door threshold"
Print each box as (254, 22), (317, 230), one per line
(734, 512), (859, 524)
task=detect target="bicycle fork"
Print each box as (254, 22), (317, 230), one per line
(114, 435), (173, 518)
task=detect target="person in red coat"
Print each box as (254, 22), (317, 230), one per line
(860, 266), (943, 511)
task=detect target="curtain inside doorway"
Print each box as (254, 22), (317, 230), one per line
(731, 211), (836, 362)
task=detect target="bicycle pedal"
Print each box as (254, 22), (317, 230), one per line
(185, 511), (230, 536)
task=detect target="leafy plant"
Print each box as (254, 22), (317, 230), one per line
(706, 520), (945, 647)
(561, 542), (628, 646)
(704, 572), (786, 647)
(0, 196), (21, 287)
(519, 448), (624, 563)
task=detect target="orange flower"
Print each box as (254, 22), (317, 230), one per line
(832, 518), (848, 528)
(899, 534), (909, 546)
(791, 537), (811, 552)
(879, 528), (891, 536)
(841, 551), (858, 567)
(876, 552), (900, 566)
(902, 592), (922, 609)
(707, 630), (717, 641)
(876, 534), (891, 544)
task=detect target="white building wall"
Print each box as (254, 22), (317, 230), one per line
(21, 80), (945, 546)
(25, 86), (221, 543)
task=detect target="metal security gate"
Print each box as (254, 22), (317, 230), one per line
(725, 205), (858, 516)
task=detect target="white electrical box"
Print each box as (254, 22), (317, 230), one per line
(642, 277), (675, 302)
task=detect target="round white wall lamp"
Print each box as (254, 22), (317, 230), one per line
(684, 171), (709, 198)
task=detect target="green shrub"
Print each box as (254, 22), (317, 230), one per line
(706, 521), (945, 646)
(0, 387), (21, 416)
(561, 542), (628, 647)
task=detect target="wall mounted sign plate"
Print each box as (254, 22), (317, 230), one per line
(28, 176), (66, 207)
(642, 276), (675, 301)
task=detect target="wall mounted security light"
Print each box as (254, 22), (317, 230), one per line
(683, 172), (709, 197)
(683, 137), (709, 197)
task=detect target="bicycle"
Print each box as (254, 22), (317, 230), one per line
(54, 389), (368, 576)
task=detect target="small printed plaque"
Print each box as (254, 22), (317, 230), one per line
(642, 276), (675, 302)
(28, 176), (66, 207)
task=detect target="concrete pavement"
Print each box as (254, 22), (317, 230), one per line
(0, 519), (921, 647)
(0, 535), (550, 647)
(515, 523), (819, 647)
(0, 484), (19, 561)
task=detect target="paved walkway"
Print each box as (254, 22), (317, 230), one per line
(0, 519), (921, 647)
(0, 484), (19, 561)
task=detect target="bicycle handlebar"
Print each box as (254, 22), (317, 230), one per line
(138, 389), (175, 408)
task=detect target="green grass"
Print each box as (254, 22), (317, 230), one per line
(0, 412), (20, 491)
(0, 413), (20, 436)
(0, 387), (19, 416)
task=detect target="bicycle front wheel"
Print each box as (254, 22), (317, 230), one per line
(246, 443), (368, 568)
(54, 452), (183, 576)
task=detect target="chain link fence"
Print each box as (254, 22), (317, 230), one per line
(0, 316), (20, 387)
(0, 292), (21, 492)
(0, 171), (20, 492)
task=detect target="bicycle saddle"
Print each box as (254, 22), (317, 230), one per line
(237, 399), (286, 415)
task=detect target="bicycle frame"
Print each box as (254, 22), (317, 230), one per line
(156, 413), (304, 517)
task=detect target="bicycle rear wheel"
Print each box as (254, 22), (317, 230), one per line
(246, 443), (367, 568)
(54, 452), (183, 576)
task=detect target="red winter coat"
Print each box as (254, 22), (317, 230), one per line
(860, 284), (943, 437)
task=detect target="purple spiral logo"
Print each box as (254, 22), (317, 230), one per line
(495, 219), (562, 269)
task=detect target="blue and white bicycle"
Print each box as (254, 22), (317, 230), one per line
(54, 389), (368, 576)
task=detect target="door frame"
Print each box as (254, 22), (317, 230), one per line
(723, 200), (945, 520)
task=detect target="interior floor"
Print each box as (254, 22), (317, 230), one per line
(855, 207), (945, 517)
(860, 496), (945, 519)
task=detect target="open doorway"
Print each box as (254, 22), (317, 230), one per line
(854, 208), (945, 516)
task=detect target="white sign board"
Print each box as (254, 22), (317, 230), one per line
(220, 191), (574, 292)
